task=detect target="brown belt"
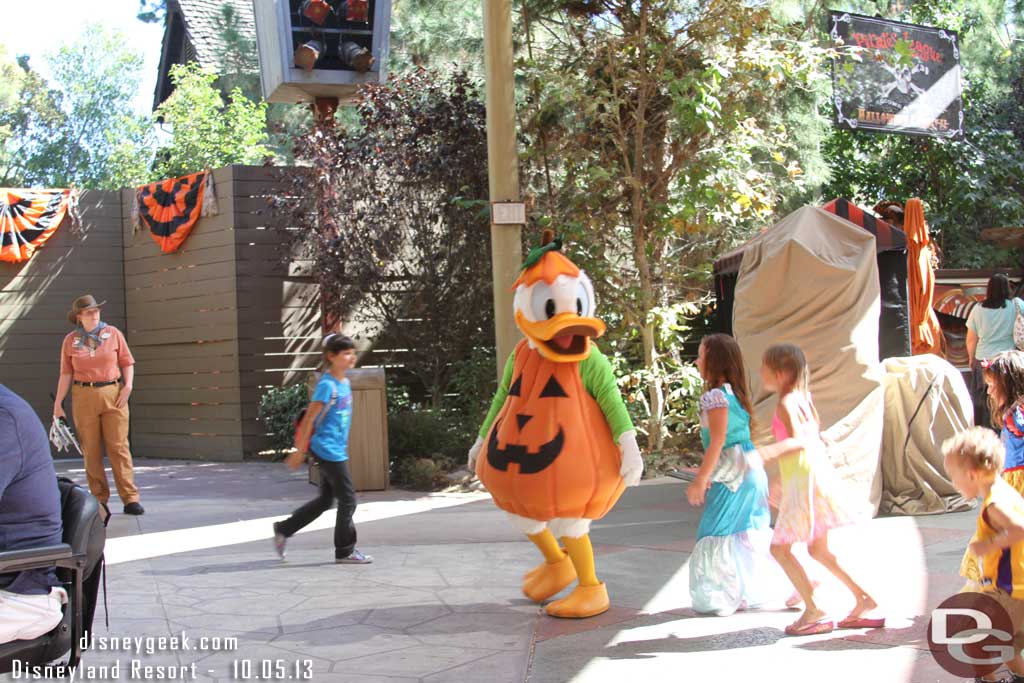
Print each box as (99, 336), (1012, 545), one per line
(73, 380), (119, 387)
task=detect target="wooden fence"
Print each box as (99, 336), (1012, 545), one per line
(0, 166), (393, 481)
(122, 166), (324, 460)
(233, 166), (323, 454)
(0, 190), (126, 424)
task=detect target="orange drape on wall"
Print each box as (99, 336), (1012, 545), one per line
(0, 188), (73, 263)
(905, 198), (944, 356)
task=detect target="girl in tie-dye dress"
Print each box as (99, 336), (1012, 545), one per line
(757, 344), (883, 636)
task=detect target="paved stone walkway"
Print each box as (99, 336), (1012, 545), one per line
(2, 459), (975, 682)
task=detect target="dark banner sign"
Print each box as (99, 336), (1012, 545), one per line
(829, 11), (963, 138)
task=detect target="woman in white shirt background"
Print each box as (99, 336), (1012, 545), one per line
(967, 273), (1024, 428)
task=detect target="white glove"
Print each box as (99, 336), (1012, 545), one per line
(618, 430), (643, 487)
(467, 436), (484, 471)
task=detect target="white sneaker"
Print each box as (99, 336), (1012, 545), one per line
(336, 549), (372, 564)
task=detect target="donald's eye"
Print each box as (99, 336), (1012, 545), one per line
(530, 282), (557, 321)
(575, 281), (592, 317)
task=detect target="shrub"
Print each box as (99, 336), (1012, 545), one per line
(401, 458), (450, 491)
(388, 409), (467, 486)
(605, 301), (707, 451)
(257, 383), (309, 454)
(446, 345), (497, 436)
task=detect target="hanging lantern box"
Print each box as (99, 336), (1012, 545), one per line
(254, 0), (392, 104)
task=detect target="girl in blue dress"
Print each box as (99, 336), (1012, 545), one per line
(687, 333), (782, 615)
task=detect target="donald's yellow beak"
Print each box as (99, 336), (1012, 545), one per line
(515, 310), (606, 363)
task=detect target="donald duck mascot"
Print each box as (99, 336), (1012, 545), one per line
(467, 230), (643, 618)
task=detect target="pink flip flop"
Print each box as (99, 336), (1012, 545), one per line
(785, 619), (835, 636)
(837, 616), (886, 629)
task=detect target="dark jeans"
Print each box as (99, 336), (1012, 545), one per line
(277, 455), (357, 558)
(972, 362), (993, 430)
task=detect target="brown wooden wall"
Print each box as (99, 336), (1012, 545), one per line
(119, 166), (326, 460)
(0, 190), (125, 429)
(1, 167), (388, 485)
(122, 166), (246, 460)
(232, 165), (322, 456)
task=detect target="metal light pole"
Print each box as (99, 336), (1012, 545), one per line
(482, 0), (523, 379)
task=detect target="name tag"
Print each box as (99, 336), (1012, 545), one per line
(101, 333), (111, 339)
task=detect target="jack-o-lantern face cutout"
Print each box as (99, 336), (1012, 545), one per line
(477, 341), (625, 522)
(485, 418), (564, 473)
(485, 374), (571, 474)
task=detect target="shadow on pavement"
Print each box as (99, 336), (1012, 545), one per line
(143, 560), (334, 575)
(794, 615), (930, 652)
(603, 625), (786, 658)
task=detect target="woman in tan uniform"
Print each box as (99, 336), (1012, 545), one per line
(53, 295), (144, 517)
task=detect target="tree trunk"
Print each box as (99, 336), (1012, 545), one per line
(630, 0), (664, 451)
(430, 365), (445, 410)
(634, 215), (663, 449)
(639, 318), (664, 450)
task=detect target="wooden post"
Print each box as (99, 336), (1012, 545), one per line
(313, 96), (339, 123)
(483, 0), (523, 379)
(313, 96), (341, 333)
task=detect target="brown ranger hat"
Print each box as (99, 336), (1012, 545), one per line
(68, 294), (107, 325)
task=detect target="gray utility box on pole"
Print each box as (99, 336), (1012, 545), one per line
(253, 0), (392, 104)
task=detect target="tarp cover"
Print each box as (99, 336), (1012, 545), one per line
(716, 198), (910, 360)
(733, 206), (884, 508)
(879, 354), (975, 515)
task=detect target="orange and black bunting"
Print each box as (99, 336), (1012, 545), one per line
(136, 171), (212, 253)
(0, 189), (73, 263)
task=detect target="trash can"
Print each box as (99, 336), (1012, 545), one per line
(305, 367), (389, 491)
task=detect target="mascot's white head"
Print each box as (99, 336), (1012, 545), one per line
(511, 230), (604, 363)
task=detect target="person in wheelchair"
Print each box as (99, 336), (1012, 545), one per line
(0, 384), (66, 644)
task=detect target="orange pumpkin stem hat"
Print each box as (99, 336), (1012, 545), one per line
(513, 229), (581, 290)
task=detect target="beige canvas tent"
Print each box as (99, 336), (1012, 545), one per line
(732, 206), (886, 511)
(879, 355), (974, 515)
(727, 205), (969, 515)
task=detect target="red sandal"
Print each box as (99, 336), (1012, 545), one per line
(784, 619), (835, 636)
(837, 615), (886, 629)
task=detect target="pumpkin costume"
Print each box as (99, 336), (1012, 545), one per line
(468, 231), (643, 618)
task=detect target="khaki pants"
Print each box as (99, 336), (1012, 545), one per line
(71, 384), (139, 505)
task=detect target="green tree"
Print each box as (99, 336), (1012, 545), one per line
(391, 0), (484, 74)
(814, 0), (1024, 267)
(152, 63), (270, 179)
(26, 27), (152, 189)
(0, 47), (63, 186)
(208, 4), (312, 164)
(140, 1), (482, 156)
(278, 69), (493, 408)
(519, 0), (832, 449)
(137, 0), (166, 23)
(214, 3), (262, 99)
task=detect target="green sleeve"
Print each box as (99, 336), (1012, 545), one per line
(580, 344), (634, 441)
(478, 351), (516, 439)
